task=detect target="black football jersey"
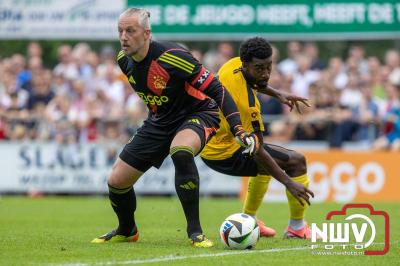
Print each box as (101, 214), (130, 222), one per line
(117, 40), (242, 133)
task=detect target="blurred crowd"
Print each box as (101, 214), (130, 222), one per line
(0, 42), (147, 147)
(1, 41), (400, 150)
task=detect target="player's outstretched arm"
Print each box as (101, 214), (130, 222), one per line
(256, 85), (310, 113)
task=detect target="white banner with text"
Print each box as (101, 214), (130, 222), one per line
(0, 0), (125, 39)
(0, 142), (241, 195)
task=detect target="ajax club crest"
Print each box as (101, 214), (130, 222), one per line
(153, 75), (167, 90)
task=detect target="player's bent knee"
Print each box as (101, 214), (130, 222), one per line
(171, 129), (201, 155)
(107, 159), (141, 188)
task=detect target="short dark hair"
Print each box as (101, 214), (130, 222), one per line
(239, 37), (272, 63)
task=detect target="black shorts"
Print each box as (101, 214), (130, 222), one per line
(120, 111), (220, 172)
(201, 143), (292, 177)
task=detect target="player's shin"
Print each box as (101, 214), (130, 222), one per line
(170, 147), (202, 237)
(108, 184), (137, 236)
(243, 175), (271, 216)
(286, 174), (309, 229)
(244, 174), (276, 237)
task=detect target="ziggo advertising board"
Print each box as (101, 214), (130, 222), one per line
(244, 151), (400, 202)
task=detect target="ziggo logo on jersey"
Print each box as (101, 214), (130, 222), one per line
(137, 92), (169, 106)
(308, 162), (385, 202)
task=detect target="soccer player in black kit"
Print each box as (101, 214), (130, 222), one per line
(91, 8), (258, 247)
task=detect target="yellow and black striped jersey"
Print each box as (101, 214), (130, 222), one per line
(201, 57), (264, 160)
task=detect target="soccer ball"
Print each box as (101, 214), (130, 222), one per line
(219, 213), (260, 249)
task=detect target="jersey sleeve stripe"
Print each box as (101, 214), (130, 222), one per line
(198, 73), (214, 91)
(225, 112), (240, 120)
(162, 56), (194, 72)
(159, 55), (194, 73)
(162, 52), (195, 68)
(184, 83), (207, 100)
(159, 57), (193, 74)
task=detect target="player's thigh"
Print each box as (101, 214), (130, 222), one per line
(119, 123), (171, 176)
(202, 148), (258, 177)
(108, 157), (144, 188)
(172, 112), (219, 155)
(263, 143), (307, 175)
(171, 129), (202, 155)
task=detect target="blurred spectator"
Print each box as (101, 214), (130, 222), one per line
(377, 78), (400, 119)
(96, 62), (125, 105)
(19, 56), (43, 91)
(384, 49), (400, 72)
(97, 45), (119, 78)
(0, 72), (28, 111)
(303, 42), (326, 70)
(71, 42), (95, 85)
(339, 72), (363, 109)
(365, 56), (386, 100)
(347, 44), (369, 75)
(259, 94), (284, 115)
(68, 79), (92, 142)
(45, 94), (75, 142)
(259, 70), (285, 116)
(89, 86), (124, 122)
(10, 54), (29, 89)
(26, 70), (55, 111)
(321, 57), (348, 90)
(53, 45), (79, 80)
(373, 79), (400, 151)
(99, 120), (124, 165)
(52, 72), (70, 96)
(278, 41), (302, 77)
(354, 86), (380, 141)
(290, 53), (320, 97)
(87, 51), (100, 71)
(25, 69), (55, 140)
(326, 97), (357, 147)
(27, 42), (43, 59)
(389, 68), (400, 87)
(204, 42), (234, 72)
(291, 84), (333, 141)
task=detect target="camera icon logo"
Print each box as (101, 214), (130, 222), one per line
(311, 203), (389, 255)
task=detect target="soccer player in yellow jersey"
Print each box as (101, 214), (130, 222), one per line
(201, 37), (315, 239)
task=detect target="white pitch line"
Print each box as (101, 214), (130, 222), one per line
(51, 241), (396, 266)
(54, 246), (310, 266)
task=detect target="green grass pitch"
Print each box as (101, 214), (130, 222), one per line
(0, 196), (398, 265)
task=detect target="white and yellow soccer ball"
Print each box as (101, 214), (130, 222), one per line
(219, 213), (260, 249)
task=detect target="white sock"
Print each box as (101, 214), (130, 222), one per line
(289, 219), (304, 230)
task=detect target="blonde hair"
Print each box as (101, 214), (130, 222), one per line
(120, 8), (151, 30)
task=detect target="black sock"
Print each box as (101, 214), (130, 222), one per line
(171, 148), (202, 237)
(108, 184), (137, 236)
